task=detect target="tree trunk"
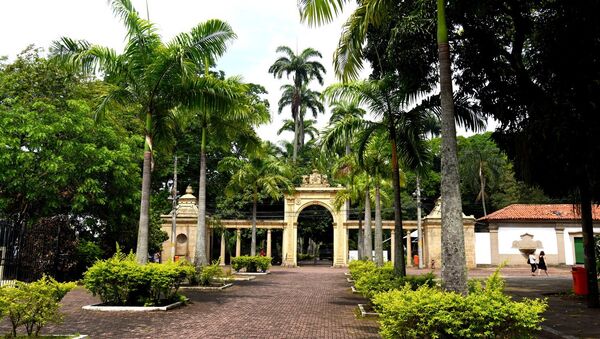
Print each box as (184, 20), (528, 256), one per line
(357, 216), (363, 260)
(579, 182), (599, 308)
(195, 126), (209, 268)
(135, 113), (153, 264)
(363, 184), (372, 261)
(480, 162), (487, 216)
(388, 117), (406, 276)
(438, 0), (467, 294)
(374, 183), (383, 266)
(251, 194), (257, 256)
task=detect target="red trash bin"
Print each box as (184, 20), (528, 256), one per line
(413, 255), (419, 266)
(572, 266), (588, 295)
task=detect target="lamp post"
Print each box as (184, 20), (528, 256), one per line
(167, 156), (179, 262)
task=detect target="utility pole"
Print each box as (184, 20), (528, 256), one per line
(416, 176), (424, 269)
(170, 156), (178, 262)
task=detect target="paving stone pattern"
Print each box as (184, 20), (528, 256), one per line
(0, 266), (379, 339)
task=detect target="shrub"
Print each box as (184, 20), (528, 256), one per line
(190, 261), (225, 286)
(348, 259), (377, 281)
(354, 262), (436, 300)
(372, 272), (548, 339)
(231, 256), (272, 272)
(83, 250), (194, 306)
(0, 276), (76, 337)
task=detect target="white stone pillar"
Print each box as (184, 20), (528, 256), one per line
(406, 230), (413, 267)
(391, 230), (395, 263)
(220, 232), (226, 266)
(235, 229), (241, 257)
(267, 229), (272, 258)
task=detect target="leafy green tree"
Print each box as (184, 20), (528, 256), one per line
(219, 144), (293, 256)
(268, 46), (326, 162)
(449, 1), (600, 303)
(0, 49), (142, 260)
(51, 0), (238, 263)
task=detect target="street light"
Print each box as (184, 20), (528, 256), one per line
(413, 176), (424, 269)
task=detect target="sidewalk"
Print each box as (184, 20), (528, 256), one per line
(409, 266), (600, 339)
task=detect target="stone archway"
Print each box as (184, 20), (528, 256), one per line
(281, 170), (347, 267)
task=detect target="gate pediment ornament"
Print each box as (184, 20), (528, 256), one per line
(301, 169), (329, 187)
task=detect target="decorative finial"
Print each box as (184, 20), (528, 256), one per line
(186, 185), (193, 194)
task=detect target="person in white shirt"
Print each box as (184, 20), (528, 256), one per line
(528, 253), (538, 276)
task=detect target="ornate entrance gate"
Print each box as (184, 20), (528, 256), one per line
(281, 170), (347, 267)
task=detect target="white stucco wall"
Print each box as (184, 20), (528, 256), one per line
(475, 232), (491, 264)
(498, 226), (558, 254)
(563, 226), (600, 265)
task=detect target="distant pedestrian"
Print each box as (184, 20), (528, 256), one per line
(537, 251), (548, 276)
(528, 253), (538, 275)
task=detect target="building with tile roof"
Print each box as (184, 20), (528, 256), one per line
(476, 204), (600, 266)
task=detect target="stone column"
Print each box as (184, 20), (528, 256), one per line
(345, 228), (350, 265)
(235, 229), (241, 257)
(267, 229), (272, 258)
(489, 224), (499, 265)
(406, 230), (413, 267)
(556, 225), (565, 264)
(390, 230), (395, 263)
(220, 232), (226, 266)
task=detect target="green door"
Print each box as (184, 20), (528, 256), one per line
(574, 237), (585, 264)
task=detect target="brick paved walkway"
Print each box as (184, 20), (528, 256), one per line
(3, 266), (379, 338)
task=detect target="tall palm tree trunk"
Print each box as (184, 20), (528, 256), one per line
(195, 126), (209, 268)
(374, 183), (383, 266)
(135, 113), (153, 264)
(363, 184), (372, 261)
(479, 163), (487, 216)
(438, 0), (467, 294)
(389, 118), (406, 276)
(357, 215), (363, 259)
(251, 193), (258, 256)
(579, 179), (599, 308)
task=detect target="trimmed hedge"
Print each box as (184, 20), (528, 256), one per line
(373, 270), (548, 338)
(352, 261), (436, 300)
(231, 256), (272, 272)
(83, 251), (194, 306)
(0, 276), (76, 337)
(189, 261), (225, 286)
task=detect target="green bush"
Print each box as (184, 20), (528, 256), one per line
(83, 251), (194, 306)
(231, 256), (272, 272)
(0, 276), (76, 337)
(348, 259), (377, 281)
(190, 261), (225, 286)
(372, 271), (548, 339)
(354, 262), (436, 300)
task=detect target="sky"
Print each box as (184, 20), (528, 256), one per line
(0, 1), (490, 144)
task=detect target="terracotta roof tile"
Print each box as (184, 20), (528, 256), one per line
(478, 204), (600, 222)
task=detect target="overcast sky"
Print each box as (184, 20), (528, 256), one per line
(0, 0), (368, 144)
(1, 1), (490, 144)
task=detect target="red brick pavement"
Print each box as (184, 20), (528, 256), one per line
(0, 266), (379, 339)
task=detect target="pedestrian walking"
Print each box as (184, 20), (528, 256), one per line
(528, 253), (538, 275)
(537, 251), (548, 276)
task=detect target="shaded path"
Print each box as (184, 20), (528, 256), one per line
(12, 266), (379, 338)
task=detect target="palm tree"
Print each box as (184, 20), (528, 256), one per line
(278, 119), (319, 144)
(277, 83), (325, 150)
(323, 78), (431, 275)
(300, 0), (469, 293)
(268, 46), (326, 162)
(51, 0), (237, 264)
(220, 144), (293, 256)
(361, 132), (391, 266)
(194, 79), (270, 267)
(329, 98), (366, 155)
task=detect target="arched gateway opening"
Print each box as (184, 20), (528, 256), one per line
(282, 170), (348, 267)
(297, 205), (334, 266)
